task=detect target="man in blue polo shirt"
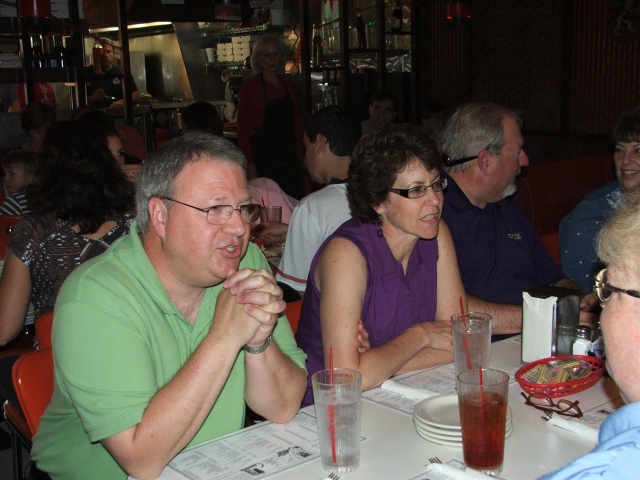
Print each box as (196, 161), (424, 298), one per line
(441, 102), (596, 336)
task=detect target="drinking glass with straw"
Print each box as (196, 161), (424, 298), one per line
(451, 300), (492, 377)
(311, 349), (363, 473)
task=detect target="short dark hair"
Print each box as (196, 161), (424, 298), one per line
(347, 124), (441, 223)
(2, 150), (37, 174)
(21, 101), (56, 132)
(28, 121), (134, 235)
(611, 107), (640, 144)
(304, 106), (361, 157)
(182, 101), (224, 137)
(369, 91), (398, 110)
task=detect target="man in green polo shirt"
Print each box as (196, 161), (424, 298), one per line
(31, 133), (308, 480)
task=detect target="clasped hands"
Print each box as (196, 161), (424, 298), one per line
(216, 268), (285, 350)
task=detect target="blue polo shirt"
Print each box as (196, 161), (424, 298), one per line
(442, 174), (565, 305)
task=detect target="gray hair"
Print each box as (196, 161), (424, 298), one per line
(250, 34), (285, 75)
(136, 132), (247, 235)
(597, 192), (640, 273)
(442, 102), (522, 173)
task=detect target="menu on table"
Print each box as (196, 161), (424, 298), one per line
(363, 363), (515, 416)
(581, 396), (625, 429)
(165, 411), (368, 480)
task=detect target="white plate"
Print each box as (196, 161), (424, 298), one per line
(413, 394), (461, 429)
(414, 419), (513, 439)
(416, 423), (513, 446)
(413, 407), (512, 431)
(414, 394), (512, 430)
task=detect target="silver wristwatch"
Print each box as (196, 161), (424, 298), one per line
(243, 335), (273, 354)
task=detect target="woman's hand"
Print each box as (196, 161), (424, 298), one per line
(255, 221), (289, 246)
(357, 321), (370, 353)
(413, 320), (453, 352)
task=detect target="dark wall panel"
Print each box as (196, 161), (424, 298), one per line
(570, 0), (640, 134)
(425, 0), (466, 109)
(470, 0), (564, 131)
(424, 0), (640, 137)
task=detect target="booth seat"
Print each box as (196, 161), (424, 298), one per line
(510, 153), (615, 265)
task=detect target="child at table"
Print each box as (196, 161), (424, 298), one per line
(0, 150), (36, 215)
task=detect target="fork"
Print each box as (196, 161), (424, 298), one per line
(328, 473), (340, 480)
(429, 457), (442, 464)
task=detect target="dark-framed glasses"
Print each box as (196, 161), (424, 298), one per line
(520, 392), (583, 418)
(441, 153), (480, 168)
(441, 146), (493, 168)
(161, 197), (262, 225)
(593, 268), (640, 303)
(389, 178), (448, 199)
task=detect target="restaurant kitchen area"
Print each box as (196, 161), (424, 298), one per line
(1, 0), (426, 153)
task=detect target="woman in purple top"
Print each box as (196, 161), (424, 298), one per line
(295, 125), (466, 406)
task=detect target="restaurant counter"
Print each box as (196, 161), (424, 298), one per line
(137, 336), (620, 480)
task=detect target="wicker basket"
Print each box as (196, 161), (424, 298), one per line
(515, 355), (605, 398)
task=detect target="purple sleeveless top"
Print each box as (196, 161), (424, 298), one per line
(295, 217), (439, 406)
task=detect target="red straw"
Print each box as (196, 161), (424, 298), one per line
(328, 347), (337, 463)
(459, 297), (472, 370)
(479, 364), (486, 420)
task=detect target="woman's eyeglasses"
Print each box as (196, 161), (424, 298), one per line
(593, 268), (640, 303)
(388, 178), (447, 199)
(520, 392), (583, 418)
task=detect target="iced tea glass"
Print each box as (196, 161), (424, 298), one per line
(456, 368), (509, 475)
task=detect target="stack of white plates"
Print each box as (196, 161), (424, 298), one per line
(413, 394), (513, 446)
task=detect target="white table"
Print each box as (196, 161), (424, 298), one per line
(144, 337), (621, 480)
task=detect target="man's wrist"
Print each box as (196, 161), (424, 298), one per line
(243, 334), (273, 354)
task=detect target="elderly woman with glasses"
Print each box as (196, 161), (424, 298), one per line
(236, 35), (305, 200)
(539, 192), (640, 479)
(295, 125), (466, 406)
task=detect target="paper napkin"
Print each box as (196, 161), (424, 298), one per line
(546, 414), (599, 444)
(381, 379), (439, 400)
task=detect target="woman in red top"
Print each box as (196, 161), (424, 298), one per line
(237, 35), (305, 199)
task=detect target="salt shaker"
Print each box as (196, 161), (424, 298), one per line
(572, 326), (592, 356)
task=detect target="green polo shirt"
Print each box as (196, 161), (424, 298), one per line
(31, 221), (307, 480)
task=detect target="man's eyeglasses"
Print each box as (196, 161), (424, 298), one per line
(520, 392), (583, 418)
(441, 147), (492, 168)
(389, 178), (447, 199)
(441, 153), (479, 168)
(593, 268), (640, 303)
(161, 197), (262, 225)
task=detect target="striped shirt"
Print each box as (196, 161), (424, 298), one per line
(0, 192), (30, 215)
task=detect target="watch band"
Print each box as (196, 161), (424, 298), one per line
(243, 334), (273, 354)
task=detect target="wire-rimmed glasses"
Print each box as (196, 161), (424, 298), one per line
(520, 392), (583, 418)
(161, 197), (262, 225)
(593, 268), (640, 303)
